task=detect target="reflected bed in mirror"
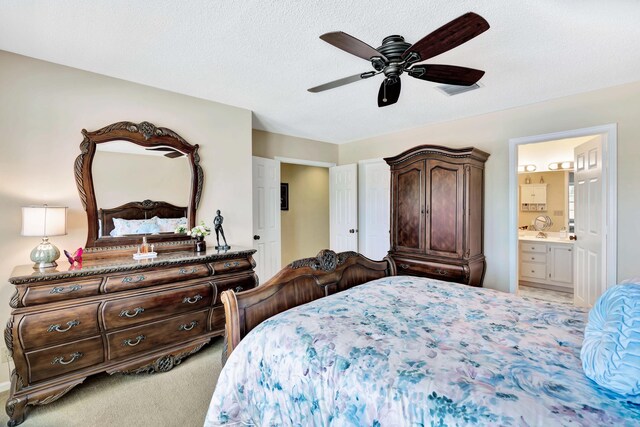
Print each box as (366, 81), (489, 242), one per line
(75, 121), (203, 256)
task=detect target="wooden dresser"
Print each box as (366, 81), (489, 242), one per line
(385, 145), (489, 287)
(5, 248), (257, 426)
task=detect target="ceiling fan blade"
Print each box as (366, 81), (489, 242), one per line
(320, 32), (388, 62)
(146, 147), (175, 152)
(409, 64), (485, 86)
(402, 12), (489, 61)
(308, 71), (377, 93)
(164, 151), (183, 158)
(377, 78), (401, 107)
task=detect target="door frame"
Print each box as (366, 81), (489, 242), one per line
(508, 124), (617, 294)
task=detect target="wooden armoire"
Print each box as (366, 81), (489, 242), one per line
(384, 145), (490, 287)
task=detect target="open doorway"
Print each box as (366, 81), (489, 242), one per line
(508, 125), (617, 307)
(277, 158), (333, 266)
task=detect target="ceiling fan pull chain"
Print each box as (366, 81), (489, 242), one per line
(382, 80), (387, 102)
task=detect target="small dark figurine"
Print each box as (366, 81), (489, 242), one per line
(214, 210), (230, 250)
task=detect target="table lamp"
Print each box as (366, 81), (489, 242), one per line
(21, 205), (67, 269)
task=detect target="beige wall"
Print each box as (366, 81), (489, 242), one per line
(339, 80), (640, 291)
(0, 51), (253, 385)
(518, 171), (567, 231)
(253, 129), (338, 164)
(280, 164), (329, 265)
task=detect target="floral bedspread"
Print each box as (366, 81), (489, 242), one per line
(204, 276), (640, 426)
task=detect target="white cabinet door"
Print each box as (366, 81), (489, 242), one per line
(532, 185), (547, 204)
(549, 244), (573, 286)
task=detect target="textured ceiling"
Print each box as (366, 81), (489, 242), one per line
(1, 1), (639, 144)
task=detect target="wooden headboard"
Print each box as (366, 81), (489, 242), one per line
(222, 250), (395, 361)
(99, 199), (187, 236)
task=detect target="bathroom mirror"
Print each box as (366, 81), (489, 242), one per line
(75, 121), (203, 250)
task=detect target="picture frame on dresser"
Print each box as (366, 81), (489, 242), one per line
(4, 121), (258, 427)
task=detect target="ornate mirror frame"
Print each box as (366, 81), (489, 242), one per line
(75, 121), (203, 251)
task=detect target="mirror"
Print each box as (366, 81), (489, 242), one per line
(75, 121), (203, 250)
(533, 215), (553, 231)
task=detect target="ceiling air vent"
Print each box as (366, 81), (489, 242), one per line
(435, 82), (482, 96)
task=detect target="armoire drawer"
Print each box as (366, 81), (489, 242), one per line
(106, 310), (208, 360)
(22, 278), (102, 307)
(25, 336), (104, 383)
(395, 258), (466, 282)
(103, 264), (210, 293)
(19, 303), (100, 350)
(101, 282), (214, 330)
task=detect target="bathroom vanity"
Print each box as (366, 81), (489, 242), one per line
(518, 235), (574, 290)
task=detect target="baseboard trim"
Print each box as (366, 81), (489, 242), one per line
(0, 381), (11, 393)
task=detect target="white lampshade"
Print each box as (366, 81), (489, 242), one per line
(21, 205), (67, 237)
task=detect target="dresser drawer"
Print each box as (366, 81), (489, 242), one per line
(521, 262), (547, 280)
(22, 278), (102, 306)
(104, 264), (210, 293)
(520, 242), (547, 253)
(208, 306), (225, 334)
(25, 336), (104, 383)
(213, 273), (258, 304)
(101, 282), (214, 330)
(106, 310), (208, 360)
(19, 303), (100, 350)
(210, 258), (253, 275)
(394, 258), (466, 283)
(520, 252), (545, 263)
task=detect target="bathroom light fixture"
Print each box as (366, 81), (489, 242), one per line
(517, 164), (537, 173)
(548, 161), (574, 171)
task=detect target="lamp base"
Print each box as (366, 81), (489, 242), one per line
(30, 237), (60, 270)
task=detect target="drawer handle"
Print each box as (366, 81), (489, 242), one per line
(50, 285), (82, 294)
(224, 261), (240, 268)
(435, 269), (448, 276)
(122, 335), (146, 347)
(47, 320), (80, 333)
(531, 270), (535, 273)
(234, 286), (244, 293)
(120, 307), (145, 318)
(122, 275), (146, 284)
(399, 264), (410, 270)
(52, 352), (83, 365)
(178, 267), (198, 275)
(179, 321), (198, 331)
(182, 294), (203, 304)
(531, 257), (535, 260)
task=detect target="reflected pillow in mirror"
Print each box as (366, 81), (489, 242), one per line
(581, 283), (640, 396)
(112, 217), (160, 236)
(156, 216), (188, 233)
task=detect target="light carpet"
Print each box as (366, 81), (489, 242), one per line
(0, 337), (224, 427)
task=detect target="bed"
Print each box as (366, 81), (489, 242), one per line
(205, 250), (640, 426)
(98, 199), (187, 237)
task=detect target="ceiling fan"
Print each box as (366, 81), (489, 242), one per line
(145, 147), (184, 158)
(308, 12), (490, 107)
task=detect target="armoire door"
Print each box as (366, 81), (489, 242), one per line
(425, 159), (464, 258)
(391, 159), (425, 253)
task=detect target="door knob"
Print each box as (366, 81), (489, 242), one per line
(253, 235), (260, 240)
(349, 229), (358, 234)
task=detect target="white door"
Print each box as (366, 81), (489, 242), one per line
(330, 164), (358, 252)
(359, 161), (390, 260)
(573, 137), (605, 307)
(252, 156), (281, 284)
